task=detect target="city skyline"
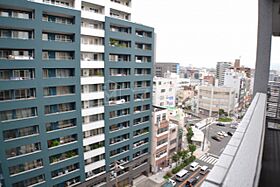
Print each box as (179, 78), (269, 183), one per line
(133, 0), (280, 70)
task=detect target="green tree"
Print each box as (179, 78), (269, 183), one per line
(172, 154), (180, 166)
(186, 127), (194, 143)
(189, 144), (196, 154)
(219, 109), (225, 116)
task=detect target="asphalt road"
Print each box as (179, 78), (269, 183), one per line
(168, 122), (237, 187)
(204, 122), (236, 156)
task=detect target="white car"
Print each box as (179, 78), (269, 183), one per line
(168, 179), (176, 186)
(217, 131), (224, 137)
(221, 131), (228, 137)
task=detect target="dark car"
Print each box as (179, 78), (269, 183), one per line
(185, 176), (199, 187)
(227, 131), (233, 136)
(211, 135), (221, 142)
(216, 123), (225, 127)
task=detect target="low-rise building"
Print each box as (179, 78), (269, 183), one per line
(197, 86), (235, 116)
(153, 77), (176, 107)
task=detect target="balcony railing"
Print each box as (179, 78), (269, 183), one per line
(202, 93), (267, 187)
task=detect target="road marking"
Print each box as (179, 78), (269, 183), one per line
(198, 154), (219, 165)
(196, 173), (209, 187)
(179, 170), (200, 187)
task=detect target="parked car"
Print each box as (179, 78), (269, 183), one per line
(211, 135), (221, 142)
(217, 131), (224, 137)
(185, 176), (199, 187)
(200, 165), (210, 175)
(168, 179), (176, 186)
(221, 131), (228, 137)
(227, 131), (233, 136)
(216, 123), (225, 127)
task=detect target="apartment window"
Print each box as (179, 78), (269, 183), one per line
(82, 84), (104, 93)
(46, 118), (76, 132)
(82, 99), (104, 109)
(81, 36), (103, 45)
(133, 138), (149, 148)
(0, 49), (34, 60)
(84, 154), (105, 165)
(42, 32), (73, 42)
(110, 8), (130, 20)
(135, 68), (151, 75)
(135, 55), (151, 63)
(109, 156), (130, 170)
(135, 42), (152, 50)
(48, 134), (77, 148)
(110, 0), (131, 7)
(0, 29), (33, 40)
(42, 50), (74, 60)
(109, 82), (130, 90)
(9, 159), (43, 175)
(110, 68), (130, 76)
(109, 38), (131, 48)
(83, 113), (104, 124)
(157, 127), (168, 135)
(3, 125), (39, 140)
(81, 69), (103, 77)
(110, 25), (131, 34)
(0, 107), (37, 122)
(49, 149), (78, 164)
(157, 138), (168, 146)
(42, 13), (74, 24)
(85, 166), (105, 179)
(110, 133), (129, 145)
(0, 8), (33, 19)
(43, 68), (74, 78)
(170, 138), (177, 145)
(0, 69), (35, 80)
(110, 145), (129, 157)
(135, 30), (152, 38)
(6, 142), (41, 158)
(109, 95), (130, 105)
(43, 85), (75, 97)
(53, 176), (80, 187)
(12, 175), (45, 187)
(0, 88), (35, 101)
(133, 127), (149, 137)
(81, 19), (103, 29)
(81, 2), (104, 14)
(81, 52), (103, 61)
(84, 141), (104, 152)
(83, 127), (104, 138)
(133, 148), (148, 159)
(133, 116), (149, 125)
(109, 108), (129, 118)
(42, 0), (74, 8)
(45, 102), (75, 115)
(109, 54), (131, 62)
(109, 121), (129, 132)
(51, 163), (79, 179)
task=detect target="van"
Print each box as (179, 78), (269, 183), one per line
(189, 161), (200, 171)
(175, 169), (189, 181)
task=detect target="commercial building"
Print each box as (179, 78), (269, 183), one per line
(151, 106), (180, 173)
(215, 62), (232, 86)
(154, 62), (179, 77)
(153, 76), (176, 107)
(0, 0), (154, 187)
(197, 86), (235, 116)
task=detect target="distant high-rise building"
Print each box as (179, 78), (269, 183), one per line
(216, 62), (232, 86)
(0, 0), (154, 187)
(234, 59), (240, 68)
(154, 62), (179, 77)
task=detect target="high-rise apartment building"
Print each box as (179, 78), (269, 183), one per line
(0, 0), (154, 187)
(215, 62), (232, 86)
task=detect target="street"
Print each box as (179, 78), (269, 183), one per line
(166, 121), (237, 187)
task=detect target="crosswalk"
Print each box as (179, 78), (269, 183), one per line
(199, 154), (219, 165)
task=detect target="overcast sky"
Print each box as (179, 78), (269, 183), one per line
(132, 0), (280, 70)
